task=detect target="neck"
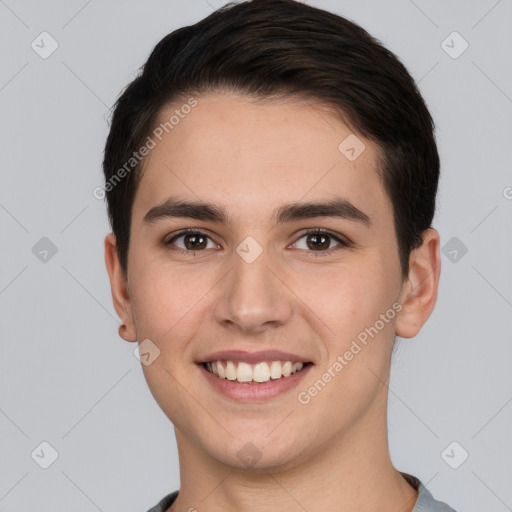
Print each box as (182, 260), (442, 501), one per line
(169, 397), (417, 512)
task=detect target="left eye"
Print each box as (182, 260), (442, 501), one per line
(292, 229), (347, 253)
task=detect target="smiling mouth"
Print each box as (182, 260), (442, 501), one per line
(202, 360), (312, 384)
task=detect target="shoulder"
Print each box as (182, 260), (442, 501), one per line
(402, 473), (459, 512)
(145, 490), (179, 512)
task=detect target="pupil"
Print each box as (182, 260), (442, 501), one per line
(308, 234), (329, 250)
(185, 234), (207, 250)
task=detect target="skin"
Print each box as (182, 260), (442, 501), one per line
(105, 92), (441, 512)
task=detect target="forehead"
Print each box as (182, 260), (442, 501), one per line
(133, 93), (391, 225)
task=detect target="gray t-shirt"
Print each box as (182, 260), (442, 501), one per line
(145, 473), (457, 511)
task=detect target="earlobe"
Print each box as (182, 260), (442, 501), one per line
(395, 228), (441, 339)
(104, 233), (138, 342)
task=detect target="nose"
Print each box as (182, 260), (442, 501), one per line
(213, 242), (293, 334)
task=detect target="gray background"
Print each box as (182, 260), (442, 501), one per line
(1, 0), (511, 510)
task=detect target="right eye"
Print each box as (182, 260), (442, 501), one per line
(165, 229), (219, 254)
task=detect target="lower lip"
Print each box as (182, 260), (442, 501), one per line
(198, 363), (313, 402)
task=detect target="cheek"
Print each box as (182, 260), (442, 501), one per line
(299, 259), (395, 340)
(128, 262), (217, 347)
(306, 263), (399, 401)
(129, 264), (212, 423)
(309, 272), (397, 415)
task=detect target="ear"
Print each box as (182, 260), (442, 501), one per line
(395, 228), (441, 339)
(104, 233), (137, 342)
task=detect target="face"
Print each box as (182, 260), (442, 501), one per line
(105, 92), (440, 472)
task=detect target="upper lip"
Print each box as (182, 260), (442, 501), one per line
(198, 350), (311, 365)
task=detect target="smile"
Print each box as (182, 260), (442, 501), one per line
(203, 360), (309, 384)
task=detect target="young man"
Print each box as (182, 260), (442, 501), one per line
(102, 1), (456, 510)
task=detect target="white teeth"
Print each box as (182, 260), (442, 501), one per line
(253, 362), (271, 382)
(292, 362), (303, 373)
(206, 360), (306, 383)
(270, 361), (282, 379)
(236, 362), (253, 382)
(225, 361), (237, 380)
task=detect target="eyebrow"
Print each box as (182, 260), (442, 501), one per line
(143, 196), (371, 227)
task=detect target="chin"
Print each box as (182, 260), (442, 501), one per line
(201, 433), (312, 474)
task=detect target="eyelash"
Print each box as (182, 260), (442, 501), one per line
(164, 228), (350, 257)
